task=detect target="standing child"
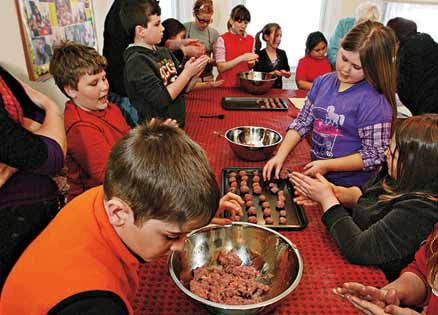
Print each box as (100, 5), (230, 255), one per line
(263, 21), (396, 187)
(295, 31), (332, 90)
(253, 23), (291, 89)
(215, 5), (259, 87)
(0, 120), (243, 314)
(291, 114), (438, 280)
(49, 41), (131, 201)
(184, 0), (219, 82)
(121, 0), (209, 127)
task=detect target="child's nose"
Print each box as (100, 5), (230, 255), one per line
(170, 236), (186, 252)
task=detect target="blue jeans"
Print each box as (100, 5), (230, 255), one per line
(108, 92), (139, 127)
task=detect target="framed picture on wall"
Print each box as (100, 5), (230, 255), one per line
(15, 0), (98, 81)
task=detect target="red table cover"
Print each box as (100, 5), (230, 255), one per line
(133, 88), (387, 314)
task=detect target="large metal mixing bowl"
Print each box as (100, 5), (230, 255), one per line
(224, 126), (282, 161)
(239, 71), (277, 95)
(169, 222), (303, 315)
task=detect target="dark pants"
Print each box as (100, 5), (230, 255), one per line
(0, 198), (60, 288)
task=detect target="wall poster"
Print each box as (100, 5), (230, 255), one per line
(15, 0), (98, 80)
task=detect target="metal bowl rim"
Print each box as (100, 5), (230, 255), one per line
(168, 221), (304, 310)
(239, 71), (278, 82)
(224, 126), (283, 148)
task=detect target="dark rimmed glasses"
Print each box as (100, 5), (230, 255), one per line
(196, 15), (212, 25)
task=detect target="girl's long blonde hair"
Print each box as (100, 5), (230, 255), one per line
(341, 20), (397, 121)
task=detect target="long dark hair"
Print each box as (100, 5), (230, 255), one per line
(255, 23), (281, 52)
(341, 20), (397, 121)
(305, 31), (327, 55)
(381, 114), (438, 202)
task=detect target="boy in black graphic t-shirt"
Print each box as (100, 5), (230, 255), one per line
(121, 0), (208, 127)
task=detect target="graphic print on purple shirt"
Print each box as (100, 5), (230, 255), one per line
(312, 105), (345, 158)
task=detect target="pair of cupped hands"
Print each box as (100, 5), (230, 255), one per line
(333, 282), (422, 315)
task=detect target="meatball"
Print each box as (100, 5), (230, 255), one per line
(279, 168), (289, 180)
(230, 181), (238, 188)
(245, 200), (254, 208)
(240, 180), (248, 187)
(253, 170), (260, 177)
(263, 208), (272, 217)
(253, 186), (263, 195)
(228, 172), (237, 178)
(247, 207), (257, 216)
(228, 187), (237, 193)
(241, 175), (249, 181)
(258, 195), (267, 202)
(261, 201), (270, 209)
(279, 210), (287, 217)
(238, 170), (247, 177)
(276, 200), (285, 209)
(252, 176), (261, 183)
(244, 194), (252, 201)
(248, 216), (258, 224)
(279, 217), (287, 225)
(240, 186), (250, 194)
(265, 217), (274, 225)
(228, 176), (237, 183)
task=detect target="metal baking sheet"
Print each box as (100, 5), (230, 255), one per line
(221, 167), (307, 230)
(222, 97), (289, 111)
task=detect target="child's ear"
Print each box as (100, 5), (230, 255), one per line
(135, 25), (146, 38)
(105, 197), (134, 227)
(64, 85), (77, 99)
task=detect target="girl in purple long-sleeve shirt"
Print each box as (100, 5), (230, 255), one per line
(264, 21), (396, 187)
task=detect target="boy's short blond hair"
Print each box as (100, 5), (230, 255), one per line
(104, 120), (220, 228)
(49, 41), (107, 97)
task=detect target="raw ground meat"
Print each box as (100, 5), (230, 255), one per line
(189, 251), (271, 305)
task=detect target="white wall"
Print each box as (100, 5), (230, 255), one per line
(0, 0), (111, 108)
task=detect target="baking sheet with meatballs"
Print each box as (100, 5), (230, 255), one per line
(221, 97), (288, 111)
(221, 167), (308, 230)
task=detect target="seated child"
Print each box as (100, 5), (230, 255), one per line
(291, 114), (438, 280)
(334, 223), (438, 315)
(296, 31), (332, 90)
(253, 23), (291, 89)
(264, 21), (396, 188)
(49, 41), (131, 201)
(0, 120), (244, 314)
(215, 5), (259, 87)
(121, 0), (209, 127)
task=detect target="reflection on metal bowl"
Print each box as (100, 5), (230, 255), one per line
(168, 222), (303, 315)
(224, 126), (282, 161)
(239, 71), (277, 95)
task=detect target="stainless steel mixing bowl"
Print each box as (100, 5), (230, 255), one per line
(224, 126), (282, 161)
(168, 222), (303, 315)
(239, 71), (277, 95)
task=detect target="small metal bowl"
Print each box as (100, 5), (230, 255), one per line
(239, 71), (277, 95)
(224, 126), (282, 161)
(169, 222), (303, 315)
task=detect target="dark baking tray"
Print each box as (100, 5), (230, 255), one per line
(222, 97), (288, 111)
(221, 167), (307, 230)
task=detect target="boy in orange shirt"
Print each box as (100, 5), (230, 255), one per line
(0, 120), (243, 314)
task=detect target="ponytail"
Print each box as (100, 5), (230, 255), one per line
(255, 30), (263, 52)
